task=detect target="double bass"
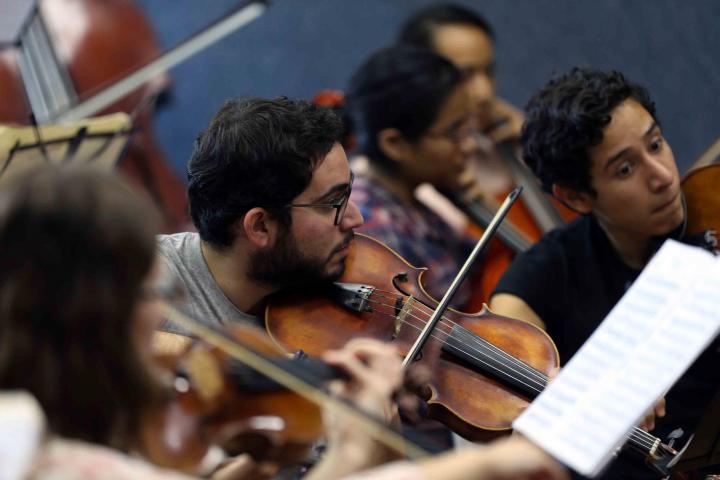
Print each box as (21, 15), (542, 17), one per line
(1, 0), (267, 232)
(0, 0), (188, 231)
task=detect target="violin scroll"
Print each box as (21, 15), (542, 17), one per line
(681, 164), (720, 252)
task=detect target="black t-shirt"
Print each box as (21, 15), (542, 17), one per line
(495, 214), (639, 362)
(494, 214), (720, 479)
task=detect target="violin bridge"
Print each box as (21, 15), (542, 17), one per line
(648, 437), (660, 457)
(393, 295), (414, 339)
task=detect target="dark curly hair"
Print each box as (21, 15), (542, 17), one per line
(187, 97), (344, 248)
(345, 45), (463, 171)
(398, 3), (495, 48)
(521, 68), (657, 195)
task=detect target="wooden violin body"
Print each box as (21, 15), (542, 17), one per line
(140, 324), (325, 473)
(266, 233), (559, 441)
(265, 234), (684, 476)
(682, 164), (720, 251)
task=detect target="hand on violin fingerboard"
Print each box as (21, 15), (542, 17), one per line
(314, 339), (404, 476)
(322, 338), (403, 424)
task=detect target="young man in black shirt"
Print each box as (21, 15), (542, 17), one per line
(490, 68), (719, 478)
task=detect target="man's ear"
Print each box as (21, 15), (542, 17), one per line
(377, 128), (413, 166)
(240, 207), (281, 249)
(552, 184), (593, 214)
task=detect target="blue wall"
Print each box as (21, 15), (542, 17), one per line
(136, 0), (720, 179)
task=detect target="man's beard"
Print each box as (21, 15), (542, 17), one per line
(248, 229), (353, 289)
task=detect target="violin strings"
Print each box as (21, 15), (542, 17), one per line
(394, 293), (662, 450)
(363, 297), (659, 451)
(360, 290), (660, 450)
(368, 290), (548, 386)
(380, 291), (661, 449)
(362, 295), (552, 394)
(393, 295), (662, 448)
(401, 298), (561, 388)
(370, 289), (548, 383)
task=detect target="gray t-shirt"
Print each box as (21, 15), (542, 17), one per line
(158, 233), (321, 478)
(157, 232), (260, 336)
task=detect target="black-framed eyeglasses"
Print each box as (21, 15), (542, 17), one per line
(287, 172), (354, 226)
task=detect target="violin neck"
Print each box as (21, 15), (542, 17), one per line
(225, 356), (347, 392)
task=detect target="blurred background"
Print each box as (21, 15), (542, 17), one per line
(136, 0), (720, 179)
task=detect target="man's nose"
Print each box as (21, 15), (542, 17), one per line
(340, 199), (364, 230)
(647, 155), (676, 192)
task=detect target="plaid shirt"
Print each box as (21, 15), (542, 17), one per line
(351, 174), (475, 309)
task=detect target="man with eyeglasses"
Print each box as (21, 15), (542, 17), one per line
(151, 94), (570, 477)
(157, 96), (363, 335)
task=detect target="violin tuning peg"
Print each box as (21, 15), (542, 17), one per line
(666, 428), (684, 448)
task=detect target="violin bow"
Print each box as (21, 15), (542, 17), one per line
(402, 186), (524, 368)
(159, 303), (429, 459)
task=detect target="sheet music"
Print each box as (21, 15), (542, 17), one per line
(513, 240), (720, 477)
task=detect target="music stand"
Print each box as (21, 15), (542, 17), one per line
(0, 112), (132, 187)
(671, 385), (720, 474)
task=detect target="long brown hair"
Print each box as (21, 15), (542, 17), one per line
(0, 165), (163, 450)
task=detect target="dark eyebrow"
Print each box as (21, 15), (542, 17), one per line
(312, 183), (348, 203)
(643, 122), (660, 139)
(311, 172), (354, 203)
(603, 122), (659, 171)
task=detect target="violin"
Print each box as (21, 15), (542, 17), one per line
(265, 233), (682, 476)
(141, 308), (430, 476)
(139, 323), (334, 474)
(267, 233), (555, 442)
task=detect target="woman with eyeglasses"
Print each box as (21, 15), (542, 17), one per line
(346, 45), (492, 313)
